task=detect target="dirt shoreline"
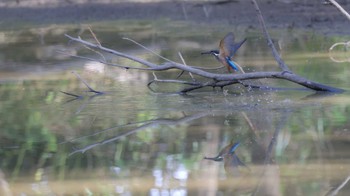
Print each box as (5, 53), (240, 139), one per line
(0, 1), (349, 34)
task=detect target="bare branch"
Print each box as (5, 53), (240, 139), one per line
(63, 0), (346, 95)
(72, 71), (104, 94)
(328, 41), (350, 63)
(178, 51), (196, 81)
(233, 60), (245, 73)
(59, 91), (82, 98)
(64, 33), (343, 93)
(179, 80), (219, 94)
(250, 0), (291, 72)
(191, 65), (225, 71)
(88, 25), (102, 46)
(81, 26), (108, 62)
(65, 34), (160, 68)
(57, 50), (155, 71)
(325, 0), (350, 21)
(151, 78), (201, 86)
(326, 175), (350, 196)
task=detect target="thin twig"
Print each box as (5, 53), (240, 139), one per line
(152, 72), (158, 80)
(328, 41), (350, 63)
(181, 1), (188, 20)
(175, 70), (185, 79)
(123, 37), (174, 63)
(241, 112), (258, 138)
(326, 175), (350, 196)
(232, 60), (245, 73)
(178, 51), (196, 81)
(251, 0), (291, 72)
(66, 34), (159, 68)
(82, 45), (107, 63)
(326, 0), (350, 21)
(72, 71), (104, 94)
(60, 90), (82, 98)
(83, 26), (107, 62)
(150, 78), (202, 86)
(88, 25), (101, 46)
(57, 50), (153, 70)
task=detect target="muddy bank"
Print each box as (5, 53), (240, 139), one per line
(0, 1), (349, 34)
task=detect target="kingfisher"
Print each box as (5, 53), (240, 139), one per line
(204, 141), (241, 162)
(201, 32), (246, 73)
(204, 141), (249, 174)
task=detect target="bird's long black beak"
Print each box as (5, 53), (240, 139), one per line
(201, 50), (219, 55)
(201, 51), (212, 55)
(204, 156), (223, 162)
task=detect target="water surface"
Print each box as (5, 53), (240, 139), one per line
(0, 21), (350, 195)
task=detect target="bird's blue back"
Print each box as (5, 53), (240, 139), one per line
(229, 142), (240, 154)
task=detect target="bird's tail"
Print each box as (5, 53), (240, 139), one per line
(226, 58), (239, 71)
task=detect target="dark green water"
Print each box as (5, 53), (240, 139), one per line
(0, 21), (350, 195)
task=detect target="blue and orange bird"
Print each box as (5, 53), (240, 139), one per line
(204, 141), (249, 175)
(204, 141), (241, 162)
(201, 32), (246, 73)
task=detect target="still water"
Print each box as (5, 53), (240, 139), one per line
(0, 21), (350, 195)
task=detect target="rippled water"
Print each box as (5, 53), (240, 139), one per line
(0, 21), (350, 195)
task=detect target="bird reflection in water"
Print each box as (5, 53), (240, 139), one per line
(204, 141), (249, 175)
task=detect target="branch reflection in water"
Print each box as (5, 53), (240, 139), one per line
(66, 112), (210, 156)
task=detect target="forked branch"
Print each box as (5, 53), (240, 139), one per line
(64, 34), (343, 93)
(62, 1), (344, 94)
